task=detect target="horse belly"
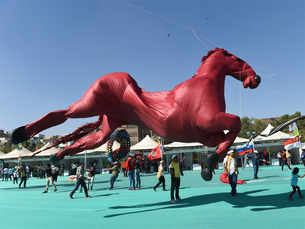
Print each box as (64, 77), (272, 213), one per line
(85, 73), (135, 114)
(120, 87), (168, 133)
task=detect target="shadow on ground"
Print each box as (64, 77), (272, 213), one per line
(104, 189), (305, 217)
(0, 179), (112, 191)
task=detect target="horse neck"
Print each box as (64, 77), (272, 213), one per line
(194, 60), (226, 88)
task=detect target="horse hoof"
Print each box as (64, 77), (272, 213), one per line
(11, 126), (29, 144)
(206, 153), (219, 169)
(201, 168), (212, 181)
(49, 154), (62, 163)
(200, 153), (219, 181)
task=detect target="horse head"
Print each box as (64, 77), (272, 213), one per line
(221, 49), (261, 89)
(197, 48), (261, 89)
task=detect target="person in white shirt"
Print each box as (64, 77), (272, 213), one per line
(3, 167), (8, 181)
(8, 168), (13, 181)
(13, 167), (19, 184)
(223, 150), (239, 196)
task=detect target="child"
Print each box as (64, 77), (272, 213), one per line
(288, 167), (305, 200)
(153, 160), (166, 191)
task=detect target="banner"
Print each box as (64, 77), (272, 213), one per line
(288, 122), (300, 137)
(284, 136), (300, 150)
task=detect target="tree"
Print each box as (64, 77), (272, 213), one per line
(239, 117), (262, 138)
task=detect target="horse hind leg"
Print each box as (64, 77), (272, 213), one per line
(54, 115), (124, 160)
(11, 98), (99, 144)
(11, 110), (69, 144)
(49, 116), (103, 147)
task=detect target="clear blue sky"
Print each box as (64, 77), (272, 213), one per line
(0, 0), (304, 136)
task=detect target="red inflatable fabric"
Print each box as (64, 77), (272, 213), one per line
(219, 172), (246, 184)
(12, 48), (260, 160)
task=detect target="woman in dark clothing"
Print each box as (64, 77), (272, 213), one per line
(135, 158), (141, 189)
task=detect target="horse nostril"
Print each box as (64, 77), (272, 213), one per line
(254, 74), (261, 84)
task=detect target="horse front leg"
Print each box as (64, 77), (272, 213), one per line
(213, 112), (241, 155)
(52, 115), (124, 161)
(200, 112), (241, 181)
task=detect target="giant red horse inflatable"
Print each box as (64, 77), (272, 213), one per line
(11, 48), (260, 181)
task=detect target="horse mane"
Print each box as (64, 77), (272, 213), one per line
(201, 48), (225, 63)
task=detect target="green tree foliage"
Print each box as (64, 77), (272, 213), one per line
(0, 142), (12, 153)
(239, 117), (268, 138)
(0, 131), (45, 153)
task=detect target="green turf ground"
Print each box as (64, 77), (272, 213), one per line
(0, 166), (304, 229)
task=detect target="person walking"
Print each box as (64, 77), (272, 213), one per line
(285, 149), (292, 168)
(87, 163), (96, 190)
(69, 163), (91, 199)
(109, 161), (120, 190)
(42, 164), (57, 193)
(18, 164), (27, 188)
(3, 167), (8, 181)
(8, 167), (13, 181)
(288, 167), (305, 200)
(277, 152), (282, 167)
(25, 165), (30, 178)
(280, 150), (291, 171)
(51, 165), (59, 182)
(223, 150), (239, 196)
(169, 155), (183, 203)
(126, 154), (136, 190)
(249, 150), (260, 179)
(301, 150), (305, 166)
(135, 157), (141, 189)
(13, 166), (19, 184)
(153, 160), (166, 191)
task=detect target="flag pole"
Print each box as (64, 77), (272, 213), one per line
(84, 150), (87, 171)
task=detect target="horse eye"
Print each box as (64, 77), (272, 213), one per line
(222, 51), (232, 56)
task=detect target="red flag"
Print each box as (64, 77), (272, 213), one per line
(148, 144), (162, 160)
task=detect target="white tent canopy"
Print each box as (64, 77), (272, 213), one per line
(234, 136), (249, 144)
(164, 142), (203, 148)
(130, 135), (159, 151)
(0, 146), (32, 159)
(163, 136), (248, 149)
(82, 140), (120, 154)
(254, 124), (291, 142)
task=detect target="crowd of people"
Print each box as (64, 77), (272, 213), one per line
(0, 163), (60, 189)
(0, 164), (31, 188)
(1, 148), (305, 202)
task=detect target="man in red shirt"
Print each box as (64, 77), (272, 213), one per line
(280, 150), (291, 171)
(126, 154), (136, 190)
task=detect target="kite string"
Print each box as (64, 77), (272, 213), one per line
(127, 1), (247, 118)
(126, 1), (219, 51)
